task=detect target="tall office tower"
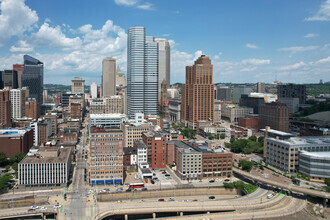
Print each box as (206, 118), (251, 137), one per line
(13, 64), (24, 88)
(9, 88), (26, 119)
(0, 71), (3, 89)
(127, 27), (158, 118)
(90, 82), (98, 99)
(216, 84), (232, 101)
(89, 127), (123, 185)
(181, 55), (214, 129)
(43, 89), (48, 103)
(257, 82), (265, 93)
(3, 70), (18, 89)
(277, 83), (306, 104)
(0, 90), (11, 127)
(258, 102), (289, 132)
(71, 77), (85, 94)
(102, 58), (116, 97)
(155, 38), (170, 99)
(233, 86), (252, 103)
(25, 98), (40, 120)
(22, 55), (43, 103)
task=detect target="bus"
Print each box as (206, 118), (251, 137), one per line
(129, 183), (145, 189)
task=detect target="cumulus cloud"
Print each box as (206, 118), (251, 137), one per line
(9, 40), (33, 53)
(316, 56), (330, 64)
(137, 2), (153, 10)
(305, 0), (330, 21)
(113, 0), (154, 10)
(279, 61), (306, 71)
(245, 43), (259, 49)
(240, 67), (257, 72)
(32, 23), (82, 50)
(278, 46), (319, 53)
(241, 58), (270, 65)
(0, 0), (38, 46)
(114, 0), (138, 6)
(304, 33), (319, 38)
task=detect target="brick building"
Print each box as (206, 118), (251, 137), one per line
(25, 98), (40, 120)
(70, 102), (82, 120)
(0, 90), (11, 128)
(277, 83), (306, 104)
(0, 128), (34, 157)
(237, 115), (259, 131)
(258, 102), (289, 132)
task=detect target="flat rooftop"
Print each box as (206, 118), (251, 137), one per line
(268, 136), (330, 146)
(20, 147), (71, 164)
(300, 150), (330, 158)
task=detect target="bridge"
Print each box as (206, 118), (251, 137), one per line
(233, 167), (330, 201)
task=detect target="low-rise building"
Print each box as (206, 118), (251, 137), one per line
(168, 98), (181, 122)
(299, 151), (330, 183)
(18, 147), (72, 187)
(134, 140), (147, 165)
(221, 104), (253, 123)
(123, 123), (153, 148)
(0, 128), (34, 157)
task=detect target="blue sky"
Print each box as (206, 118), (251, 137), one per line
(0, 0), (329, 85)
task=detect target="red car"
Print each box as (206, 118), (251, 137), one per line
(158, 198), (165, 202)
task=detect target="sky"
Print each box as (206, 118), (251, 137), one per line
(0, 0), (330, 85)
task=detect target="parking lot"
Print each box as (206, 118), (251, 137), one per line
(145, 169), (177, 190)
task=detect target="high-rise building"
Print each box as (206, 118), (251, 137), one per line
(257, 82), (265, 93)
(89, 96), (123, 114)
(155, 38), (170, 99)
(13, 64), (24, 88)
(216, 85), (232, 101)
(89, 127), (123, 185)
(233, 86), (251, 103)
(90, 82), (98, 99)
(3, 70), (18, 89)
(127, 27), (158, 118)
(10, 88), (26, 119)
(102, 58), (116, 97)
(116, 67), (126, 87)
(42, 89), (48, 103)
(22, 55), (43, 103)
(0, 71), (3, 89)
(181, 55), (214, 129)
(258, 102), (289, 132)
(277, 83), (306, 104)
(0, 90), (11, 128)
(25, 98), (40, 120)
(71, 77), (85, 94)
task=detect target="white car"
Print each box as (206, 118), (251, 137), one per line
(31, 205), (38, 209)
(53, 205), (61, 209)
(267, 194), (274, 199)
(40, 207), (47, 210)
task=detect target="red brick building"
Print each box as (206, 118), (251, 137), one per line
(70, 102), (82, 120)
(0, 90), (11, 128)
(25, 98), (40, 120)
(166, 141), (175, 165)
(142, 131), (169, 169)
(237, 115), (259, 131)
(258, 102), (289, 132)
(0, 128), (34, 157)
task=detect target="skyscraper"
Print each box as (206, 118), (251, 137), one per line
(181, 55), (214, 129)
(216, 84), (232, 101)
(22, 55), (43, 104)
(0, 90), (11, 127)
(258, 102), (289, 132)
(102, 58), (116, 97)
(155, 38), (170, 99)
(257, 82), (265, 93)
(90, 82), (98, 99)
(10, 88), (26, 119)
(71, 77), (85, 94)
(127, 27), (158, 118)
(13, 64), (24, 88)
(3, 70), (18, 89)
(277, 83), (306, 104)
(233, 86), (252, 103)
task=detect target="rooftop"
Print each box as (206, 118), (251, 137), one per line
(268, 136), (330, 146)
(134, 140), (147, 149)
(90, 114), (127, 118)
(300, 150), (330, 158)
(20, 147), (71, 164)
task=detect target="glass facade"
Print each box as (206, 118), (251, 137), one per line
(22, 55), (44, 103)
(127, 27), (158, 118)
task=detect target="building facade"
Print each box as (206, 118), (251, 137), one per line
(71, 77), (85, 94)
(123, 123), (152, 148)
(0, 128), (34, 157)
(22, 55), (43, 104)
(89, 96), (123, 114)
(221, 104), (253, 123)
(278, 97), (299, 114)
(102, 58), (116, 97)
(3, 70), (18, 89)
(216, 85), (232, 101)
(299, 151), (330, 182)
(10, 88), (26, 119)
(0, 90), (11, 128)
(90, 82), (98, 99)
(181, 55), (214, 129)
(169, 98), (181, 122)
(155, 38), (170, 99)
(89, 128), (123, 185)
(18, 147), (72, 187)
(258, 102), (289, 132)
(257, 82), (265, 93)
(127, 27), (159, 118)
(25, 98), (40, 120)
(13, 64), (24, 88)
(233, 86), (251, 103)
(277, 83), (306, 104)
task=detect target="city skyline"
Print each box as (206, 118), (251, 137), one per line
(0, 0), (329, 85)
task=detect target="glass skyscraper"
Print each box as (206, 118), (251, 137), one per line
(127, 27), (158, 118)
(22, 55), (44, 103)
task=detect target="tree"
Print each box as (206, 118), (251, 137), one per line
(239, 160), (253, 172)
(9, 152), (25, 165)
(230, 137), (235, 143)
(0, 152), (9, 167)
(5, 165), (10, 171)
(12, 163), (18, 174)
(181, 128), (196, 139)
(257, 136), (264, 144)
(208, 135), (214, 140)
(248, 135), (257, 142)
(220, 134), (226, 139)
(325, 178), (330, 187)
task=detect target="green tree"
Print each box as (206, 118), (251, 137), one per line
(239, 160), (253, 172)
(248, 135), (257, 142)
(181, 128), (196, 139)
(12, 163), (18, 174)
(230, 137), (235, 143)
(325, 178), (330, 187)
(9, 152), (25, 165)
(258, 136), (264, 144)
(220, 134), (226, 139)
(0, 152), (9, 167)
(5, 165), (10, 171)
(208, 135), (214, 140)
(0, 173), (13, 192)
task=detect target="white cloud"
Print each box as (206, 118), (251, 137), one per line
(0, 0), (38, 46)
(240, 67), (257, 72)
(137, 2), (153, 10)
(316, 56), (330, 64)
(278, 46), (319, 53)
(9, 40), (33, 53)
(31, 23), (82, 50)
(114, 0), (138, 6)
(279, 61), (306, 71)
(245, 43), (259, 49)
(241, 58), (270, 65)
(305, 0), (330, 21)
(304, 33), (319, 38)
(213, 53), (222, 60)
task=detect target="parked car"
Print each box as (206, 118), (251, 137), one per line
(209, 179), (215, 183)
(40, 207), (47, 210)
(267, 194), (274, 199)
(116, 187), (123, 192)
(31, 205), (38, 209)
(150, 179), (155, 184)
(192, 199), (198, 202)
(272, 172), (279, 177)
(158, 198), (165, 202)
(209, 196), (215, 200)
(53, 205), (61, 209)
(169, 198), (175, 201)
(224, 179), (230, 182)
(126, 188), (132, 192)
(28, 209), (35, 212)
(165, 174), (170, 177)
(162, 171), (167, 174)
(142, 187), (148, 191)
